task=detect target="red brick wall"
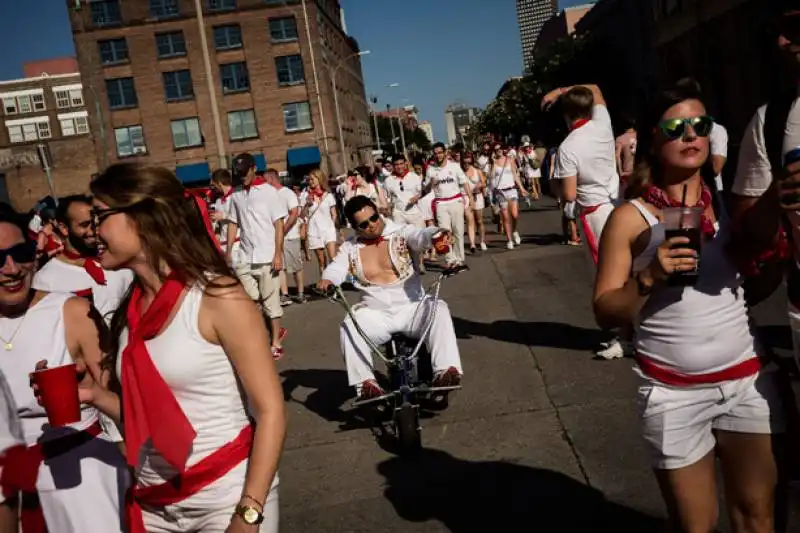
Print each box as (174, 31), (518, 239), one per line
(23, 58), (79, 78)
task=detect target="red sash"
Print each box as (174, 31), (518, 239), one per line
(127, 424), (253, 533)
(431, 194), (463, 222)
(0, 422), (103, 533)
(635, 354), (763, 386)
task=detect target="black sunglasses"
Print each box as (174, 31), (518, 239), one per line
(658, 115), (714, 141)
(356, 213), (380, 230)
(89, 206), (127, 229)
(0, 242), (37, 265)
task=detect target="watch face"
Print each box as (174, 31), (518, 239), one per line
(243, 507), (260, 524)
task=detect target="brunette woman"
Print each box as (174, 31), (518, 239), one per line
(594, 80), (784, 533)
(85, 164), (286, 532)
(462, 152), (487, 252)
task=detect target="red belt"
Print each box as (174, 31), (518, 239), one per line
(580, 204), (603, 216)
(1, 421), (103, 533)
(127, 424), (253, 533)
(635, 353), (763, 386)
(431, 194), (463, 222)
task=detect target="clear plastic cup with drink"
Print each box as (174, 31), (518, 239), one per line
(662, 206), (702, 286)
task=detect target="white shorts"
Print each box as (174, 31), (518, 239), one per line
(636, 368), (785, 470)
(494, 188), (518, 209)
(308, 226), (337, 250)
(471, 193), (485, 211)
(579, 202), (615, 265)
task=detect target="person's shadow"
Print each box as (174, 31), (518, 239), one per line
(452, 317), (611, 352)
(377, 448), (663, 532)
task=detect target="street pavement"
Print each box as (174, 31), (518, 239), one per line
(275, 198), (800, 532)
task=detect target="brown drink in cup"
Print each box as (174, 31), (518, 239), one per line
(662, 206), (703, 286)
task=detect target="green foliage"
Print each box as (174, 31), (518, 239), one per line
(473, 32), (592, 142)
(371, 115), (432, 154)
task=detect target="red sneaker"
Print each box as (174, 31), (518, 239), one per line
(433, 367), (462, 388)
(357, 380), (385, 402)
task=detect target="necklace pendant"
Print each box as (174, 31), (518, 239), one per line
(4, 343), (11, 351)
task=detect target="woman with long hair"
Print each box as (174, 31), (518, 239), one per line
(83, 163), (286, 532)
(302, 169), (339, 275)
(593, 79), (784, 533)
(461, 152), (487, 252)
(489, 143), (528, 250)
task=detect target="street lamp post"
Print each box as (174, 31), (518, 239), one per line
(370, 96), (381, 153)
(330, 50), (370, 174)
(386, 83), (408, 159)
(386, 104), (397, 153)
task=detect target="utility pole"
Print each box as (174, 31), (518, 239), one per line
(371, 96), (381, 152)
(74, 1), (108, 169)
(195, 0), (227, 169)
(397, 113), (407, 160)
(386, 104), (396, 153)
(301, 0), (331, 173)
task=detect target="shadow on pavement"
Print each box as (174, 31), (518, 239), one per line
(377, 448), (663, 532)
(521, 233), (565, 246)
(280, 369), (373, 431)
(453, 316), (610, 352)
(757, 324), (793, 353)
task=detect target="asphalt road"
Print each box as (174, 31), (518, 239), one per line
(275, 199), (800, 533)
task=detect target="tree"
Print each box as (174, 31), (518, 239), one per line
(370, 115), (432, 155)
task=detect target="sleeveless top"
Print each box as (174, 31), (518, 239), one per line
(490, 161), (515, 190)
(466, 168), (483, 199)
(629, 200), (758, 376)
(117, 284), (252, 503)
(0, 292), (98, 445)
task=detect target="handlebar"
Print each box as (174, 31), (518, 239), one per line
(440, 263), (469, 279)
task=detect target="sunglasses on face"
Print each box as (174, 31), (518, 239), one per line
(356, 213), (380, 230)
(90, 206), (126, 229)
(658, 115), (714, 141)
(0, 242), (37, 265)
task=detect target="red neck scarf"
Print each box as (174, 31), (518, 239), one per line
(570, 118), (590, 131)
(61, 248), (106, 285)
(643, 183), (716, 240)
(359, 236), (385, 246)
(184, 191), (222, 254)
(394, 170), (409, 180)
(244, 176), (266, 191)
(121, 273), (197, 475)
(309, 186), (325, 199)
(218, 187), (234, 204)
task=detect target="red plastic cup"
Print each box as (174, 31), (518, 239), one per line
(33, 364), (81, 427)
(432, 232), (450, 255)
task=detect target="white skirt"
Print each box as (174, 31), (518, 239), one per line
(308, 226), (337, 250)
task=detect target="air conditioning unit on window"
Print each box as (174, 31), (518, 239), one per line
(133, 146), (147, 155)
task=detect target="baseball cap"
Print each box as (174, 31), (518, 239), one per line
(232, 153), (256, 180)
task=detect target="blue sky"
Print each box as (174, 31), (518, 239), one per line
(0, 0), (588, 141)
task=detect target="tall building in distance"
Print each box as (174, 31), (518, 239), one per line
(517, 0), (559, 71)
(444, 104), (478, 148)
(67, 0), (372, 182)
(0, 58), (98, 209)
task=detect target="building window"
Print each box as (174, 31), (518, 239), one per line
(227, 110), (257, 140)
(208, 0), (236, 11)
(171, 118), (203, 148)
(2, 98), (16, 115)
(99, 38), (129, 65)
(60, 116), (90, 136)
(163, 70), (194, 102)
(70, 89), (84, 107)
(36, 122), (51, 139)
(6, 126), (23, 143)
(32, 94), (46, 112)
(115, 125), (147, 157)
(213, 25), (242, 50)
(17, 96), (31, 114)
(282, 101), (312, 132)
(91, 0), (122, 27)
(275, 55), (305, 86)
(220, 62), (250, 93)
(106, 78), (138, 109)
(54, 91), (70, 109)
(156, 31), (186, 58)
(269, 17), (298, 42)
(149, 0), (179, 19)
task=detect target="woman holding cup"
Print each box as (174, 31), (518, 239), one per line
(593, 79), (785, 533)
(81, 164), (286, 532)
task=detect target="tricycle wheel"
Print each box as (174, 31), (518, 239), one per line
(394, 405), (421, 452)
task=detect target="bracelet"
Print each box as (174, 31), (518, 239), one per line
(240, 494), (264, 510)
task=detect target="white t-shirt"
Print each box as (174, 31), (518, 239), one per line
(733, 98), (800, 255)
(230, 183), (288, 264)
(277, 186), (301, 240)
(710, 122), (729, 191)
(301, 191), (337, 239)
(553, 105), (620, 207)
(419, 191), (435, 222)
(383, 172), (423, 213)
(424, 161), (467, 199)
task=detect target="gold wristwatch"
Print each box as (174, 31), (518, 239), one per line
(235, 504), (264, 525)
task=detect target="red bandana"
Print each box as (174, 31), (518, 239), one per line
(244, 176), (266, 191)
(62, 249), (106, 285)
(570, 119), (590, 131)
(309, 186), (325, 199)
(218, 187), (234, 204)
(643, 183), (716, 240)
(394, 170), (409, 180)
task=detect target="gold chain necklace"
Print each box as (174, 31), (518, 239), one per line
(0, 312), (28, 351)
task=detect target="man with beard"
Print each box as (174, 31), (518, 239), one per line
(0, 209), (127, 532)
(32, 195), (133, 321)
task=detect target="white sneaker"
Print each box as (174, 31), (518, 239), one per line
(506, 241), (514, 250)
(480, 242), (487, 251)
(513, 232), (521, 245)
(595, 339), (624, 360)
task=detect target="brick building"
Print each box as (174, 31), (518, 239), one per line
(0, 60), (98, 211)
(67, 0), (371, 184)
(536, 3), (595, 55)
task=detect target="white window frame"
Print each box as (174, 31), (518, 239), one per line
(227, 109), (257, 140)
(114, 125), (147, 157)
(2, 98), (17, 116)
(282, 101), (312, 132)
(36, 121), (51, 140)
(22, 124), (37, 141)
(6, 125), (23, 143)
(17, 95), (31, 114)
(170, 117), (203, 149)
(32, 93), (46, 111)
(69, 89), (84, 107)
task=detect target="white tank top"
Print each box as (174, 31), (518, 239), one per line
(0, 292), (99, 445)
(628, 200), (758, 376)
(466, 168), (483, 200)
(491, 161), (515, 190)
(117, 284), (253, 504)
